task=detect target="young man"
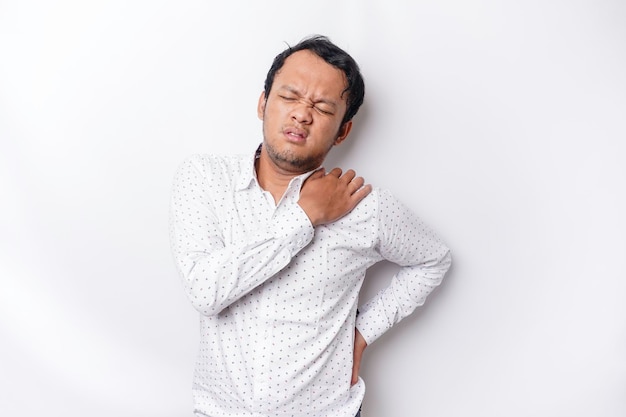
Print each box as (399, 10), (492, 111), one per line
(170, 35), (451, 417)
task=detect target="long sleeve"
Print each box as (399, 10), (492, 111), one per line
(356, 188), (452, 344)
(169, 155), (315, 316)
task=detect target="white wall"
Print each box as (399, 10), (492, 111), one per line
(1, 1), (624, 416)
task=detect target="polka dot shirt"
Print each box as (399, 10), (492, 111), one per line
(169, 148), (451, 417)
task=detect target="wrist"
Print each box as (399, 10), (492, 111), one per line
(297, 201), (322, 227)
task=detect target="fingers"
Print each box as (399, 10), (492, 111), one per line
(351, 343), (361, 385)
(303, 169), (325, 186)
(348, 175), (365, 192)
(354, 183), (372, 197)
(351, 365), (359, 386)
(312, 168), (326, 178)
(339, 169), (356, 183)
(327, 168), (365, 192)
(300, 167), (371, 226)
(347, 173), (371, 199)
(327, 167), (342, 177)
(351, 328), (367, 385)
(332, 168), (371, 200)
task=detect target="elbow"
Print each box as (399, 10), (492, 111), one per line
(421, 248), (452, 287)
(182, 273), (227, 317)
(441, 248), (452, 275)
(185, 284), (229, 316)
(187, 295), (225, 317)
(435, 248), (452, 285)
(177, 258), (227, 316)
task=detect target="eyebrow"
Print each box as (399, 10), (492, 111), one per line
(277, 85), (338, 108)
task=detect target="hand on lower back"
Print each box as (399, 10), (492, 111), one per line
(352, 328), (367, 385)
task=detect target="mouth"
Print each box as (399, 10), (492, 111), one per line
(283, 126), (308, 143)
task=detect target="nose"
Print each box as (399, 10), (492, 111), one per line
(290, 102), (313, 125)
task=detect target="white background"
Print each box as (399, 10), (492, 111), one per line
(1, 1), (625, 416)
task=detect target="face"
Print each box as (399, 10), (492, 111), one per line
(258, 50), (353, 173)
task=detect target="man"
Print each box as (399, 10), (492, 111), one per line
(170, 35), (451, 417)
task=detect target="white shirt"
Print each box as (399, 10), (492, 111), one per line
(169, 148), (451, 417)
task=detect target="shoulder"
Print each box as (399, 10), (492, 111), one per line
(366, 187), (421, 227)
(374, 187), (409, 212)
(354, 187), (396, 212)
(339, 187), (385, 223)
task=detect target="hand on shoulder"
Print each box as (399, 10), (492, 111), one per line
(298, 167), (372, 227)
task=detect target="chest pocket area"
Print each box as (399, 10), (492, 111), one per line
(259, 254), (326, 329)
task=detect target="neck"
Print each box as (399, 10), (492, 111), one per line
(255, 148), (308, 204)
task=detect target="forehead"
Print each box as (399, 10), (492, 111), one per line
(275, 50), (347, 99)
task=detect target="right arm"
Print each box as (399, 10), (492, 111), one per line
(169, 156), (315, 316)
(169, 157), (371, 316)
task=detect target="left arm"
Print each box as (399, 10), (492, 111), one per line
(355, 188), (452, 345)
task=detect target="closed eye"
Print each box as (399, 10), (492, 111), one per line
(315, 106), (334, 115)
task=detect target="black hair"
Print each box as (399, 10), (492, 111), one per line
(263, 35), (365, 125)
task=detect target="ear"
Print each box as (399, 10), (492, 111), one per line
(257, 91), (266, 120)
(334, 120), (353, 145)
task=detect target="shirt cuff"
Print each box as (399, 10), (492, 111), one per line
(271, 201), (315, 256)
(355, 295), (392, 345)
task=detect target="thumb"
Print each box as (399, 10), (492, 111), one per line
(308, 168), (325, 180)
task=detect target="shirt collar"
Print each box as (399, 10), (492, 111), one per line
(235, 144), (317, 192)
(235, 144), (261, 191)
